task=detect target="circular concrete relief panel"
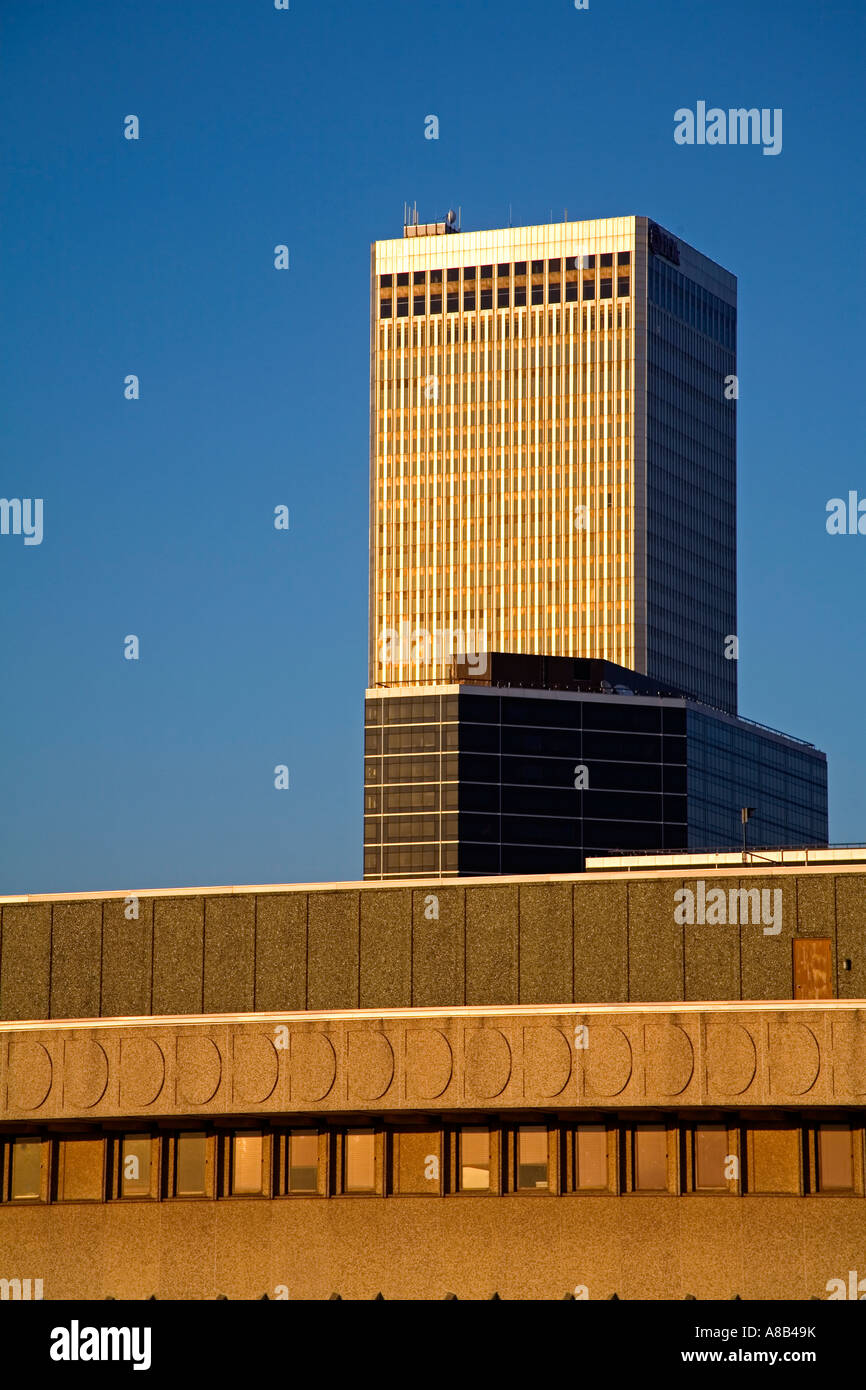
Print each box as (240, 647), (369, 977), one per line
(523, 1026), (572, 1098)
(232, 1034), (279, 1104)
(583, 1025), (632, 1097)
(7, 1040), (52, 1110)
(290, 1032), (336, 1102)
(830, 1019), (866, 1097)
(64, 1039), (109, 1108)
(644, 1023), (694, 1097)
(708, 1023), (756, 1095)
(347, 1031), (395, 1101)
(705, 1022), (757, 1096)
(405, 1029), (452, 1100)
(176, 1036), (222, 1106)
(769, 1023), (820, 1096)
(119, 1037), (165, 1107)
(464, 1028), (512, 1099)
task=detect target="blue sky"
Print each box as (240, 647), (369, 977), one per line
(1, 0), (863, 894)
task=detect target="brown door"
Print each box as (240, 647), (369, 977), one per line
(793, 938), (834, 999)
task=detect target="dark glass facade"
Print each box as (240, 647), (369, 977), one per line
(363, 687), (826, 880)
(687, 708), (828, 850)
(646, 253), (737, 715)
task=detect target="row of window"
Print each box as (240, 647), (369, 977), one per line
(365, 697), (687, 732)
(377, 304), (630, 352)
(2, 1116), (859, 1203)
(382, 280), (630, 316)
(381, 255), (630, 289)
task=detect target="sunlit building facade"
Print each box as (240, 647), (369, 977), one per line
(0, 856), (864, 1299)
(370, 216), (737, 714)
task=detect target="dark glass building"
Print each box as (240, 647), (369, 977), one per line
(646, 250), (738, 714)
(363, 657), (827, 880)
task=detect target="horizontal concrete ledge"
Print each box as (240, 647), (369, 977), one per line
(0, 998), (864, 1033)
(1, 1003), (863, 1120)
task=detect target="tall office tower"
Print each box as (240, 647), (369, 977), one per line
(364, 214), (827, 880)
(370, 215), (737, 714)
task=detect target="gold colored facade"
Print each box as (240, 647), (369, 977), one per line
(369, 218), (646, 687)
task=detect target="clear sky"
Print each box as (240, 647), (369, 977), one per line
(1, 0), (863, 894)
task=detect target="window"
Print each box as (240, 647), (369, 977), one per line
(617, 278), (630, 297)
(600, 252), (613, 266)
(459, 1127), (490, 1190)
(531, 259), (543, 273)
(547, 258), (561, 272)
(693, 1123), (729, 1190)
(412, 270), (425, 284)
(463, 266), (475, 280)
(120, 1134), (153, 1198)
(463, 292), (475, 311)
(231, 1132), (264, 1195)
(344, 1129), (376, 1192)
(10, 1138), (43, 1200)
(175, 1132), (209, 1197)
(817, 1124), (854, 1191)
(617, 251), (631, 265)
(514, 261), (526, 274)
(480, 264), (492, 276)
(575, 1124), (608, 1189)
(582, 279), (595, 299)
(288, 1131), (319, 1193)
(516, 1126), (548, 1189)
(497, 262), (510, 276)
(599, 279), (612, 299)
(396, 273), (409, 286)
(446, 267), (459, 281)
(379, 273), (392, 287)
(633, 1124), (668, 1191)
(57, 1137), (104, 1202)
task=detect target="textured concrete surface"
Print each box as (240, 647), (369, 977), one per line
(1, 1196), (863, 1299)
(0, 903), (52, 1021)
(1, 868), (861, 1019)
(1, 1003), (863, 1121)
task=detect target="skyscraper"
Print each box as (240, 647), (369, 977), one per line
(364, 214), (826, 880)
(370, 215), (737, 713)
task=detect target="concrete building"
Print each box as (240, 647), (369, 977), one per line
(1, 849), (864, 1299)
